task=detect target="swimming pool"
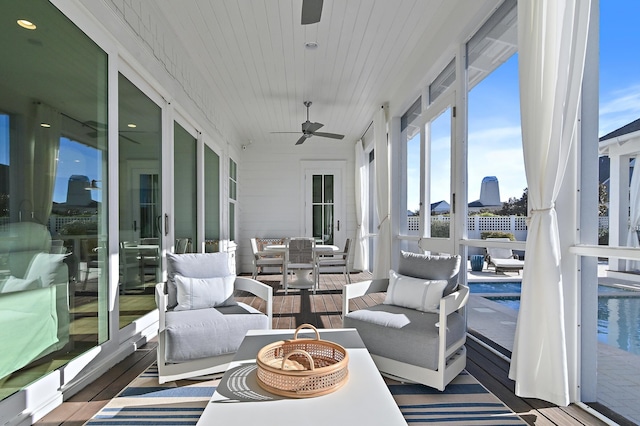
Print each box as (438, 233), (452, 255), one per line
(471, 282), (640, 356)
(469, 281), (521, 294)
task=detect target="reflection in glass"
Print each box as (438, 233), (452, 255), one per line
(313, 175), (322, 203)
(324, 175), (334, 203)
(229, 159), (237, 241)
(205, 146), (220, 252)
(118, 73), (161, 328)
(174, 122), (197, 251)
(311, 174), (334, 244)
(0, 0), (108, 399)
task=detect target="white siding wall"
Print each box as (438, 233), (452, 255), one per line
(237, 138), (356, 274)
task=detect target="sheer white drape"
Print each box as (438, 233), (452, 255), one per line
(353, 139), (368, 271)
(373, 107), (390, 279)
(509, 0), (590, 406)
(626, 159), (640, 271)
(30, 102), (61, 225)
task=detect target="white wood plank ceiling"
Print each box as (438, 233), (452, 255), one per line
(151, 0), (496, 146)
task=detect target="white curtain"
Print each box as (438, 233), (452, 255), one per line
(353, 139), (368, 271)
(626, 159), (640, 271)
(30, 102), (61, 225)
(509, 0), (590, 406)
(373, 107), (390, 279)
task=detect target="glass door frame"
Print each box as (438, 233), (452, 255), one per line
(301, 160), (347, 248)
(401, 90), (457, 255)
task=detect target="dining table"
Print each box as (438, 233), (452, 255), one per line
(264, 243), (339, 288)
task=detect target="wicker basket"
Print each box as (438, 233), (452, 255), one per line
(256, 324), (349, 398)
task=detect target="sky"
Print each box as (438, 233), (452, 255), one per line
(408, 0), (640, 212)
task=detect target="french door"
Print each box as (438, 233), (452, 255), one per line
(303, 161), (346, 248)
(419, 92), (457, 255)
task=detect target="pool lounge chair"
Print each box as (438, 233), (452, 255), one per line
(485, 238), (524, 274)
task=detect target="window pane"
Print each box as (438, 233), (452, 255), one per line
(312, 175), (322, 203)
(174, 122), (197, 252)
(323, 204), (334, 245)
(594, 1), (640, 422)
(428, 109), (451, 238)
(0, 0), (108, 398)
(324, 175), (334, 203)
(401, 97), (422, 245)
(205, 146), (220, 252)
(118, 73), (161, 328)
(313, 205), (322, 239)
(229, 202), (235, 241)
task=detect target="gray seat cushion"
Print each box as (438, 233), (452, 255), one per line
(163, 302), (268, 363)
(398, 251), (461, 295)
(344, 304), (465, 371)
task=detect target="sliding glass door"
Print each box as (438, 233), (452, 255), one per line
(118, 73), (162, 327)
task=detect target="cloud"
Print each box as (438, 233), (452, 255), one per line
(600, 84), (640, 136)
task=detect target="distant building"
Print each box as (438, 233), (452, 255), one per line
(469, 176), (502, 213)
(66, 175), (93, 206)
(431, 200), (450, 214)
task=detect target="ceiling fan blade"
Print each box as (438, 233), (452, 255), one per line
(303, 121), (323, 133)
(270, 131), (301, 134)
(312, 132), (344, 140)
(301, 0), (323, 24)
(295, 135), (308, 145)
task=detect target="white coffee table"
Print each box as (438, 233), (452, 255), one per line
(196, 328), (406, 426)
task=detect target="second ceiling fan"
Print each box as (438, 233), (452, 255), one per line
(273, 101), (344, 145)
(301, 0), (323, 25)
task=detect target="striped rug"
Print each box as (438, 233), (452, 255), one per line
(86, 364), (525, 425)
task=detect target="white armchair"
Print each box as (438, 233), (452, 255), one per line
(342, 252), (469, 391)
(155, 252), (272, 384)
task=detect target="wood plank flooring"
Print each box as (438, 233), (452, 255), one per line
(36, 272), (619, 426)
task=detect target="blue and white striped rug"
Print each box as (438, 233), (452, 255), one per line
(86, 364), (525, 425)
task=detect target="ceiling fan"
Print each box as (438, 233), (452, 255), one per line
(272, 101), (345, 145)
(301, 0), (323, 25)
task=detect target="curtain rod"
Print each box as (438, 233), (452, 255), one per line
(359, 120), (373, 141)
(359, 105), (385, 140)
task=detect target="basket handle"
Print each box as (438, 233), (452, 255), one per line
(282, 349), (315, 371)
(293, 323), (320, 341)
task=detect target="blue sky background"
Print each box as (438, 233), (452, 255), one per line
(416, 0), (640, 211)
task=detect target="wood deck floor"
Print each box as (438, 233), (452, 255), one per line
(36, 271), (620, 426)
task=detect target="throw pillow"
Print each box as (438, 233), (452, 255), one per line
(0, 276), (42, 293)
(174, 274), (237, 311)
(24, 253), (68, 286)
(383, 270), (447, 313)
(398, 251), (461, 295)
(166, 252), (233, 308)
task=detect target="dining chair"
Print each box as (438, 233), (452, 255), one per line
(250, 237), (284, 279)
(283, 237), (316, 294)
(316, 238), (352, 287)
(175, 237), (191, 254)
(119, 241), (141, 293)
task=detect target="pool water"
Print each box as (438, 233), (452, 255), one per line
(469, 282), (521, 294)
(470, 282), (640, 356)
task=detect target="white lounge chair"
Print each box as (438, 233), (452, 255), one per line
(485, 238), (524, 274)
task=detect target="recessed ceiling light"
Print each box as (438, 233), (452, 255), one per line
(40, 122), (50, 128)
(17, 20), (36, 30)
(127, 123), (137, 128)
(304, 41), (319, 50)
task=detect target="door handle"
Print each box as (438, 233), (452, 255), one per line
(133, 220), (137, 232)
(164, 214), (169, 236)
(337, 220), (340, 231)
